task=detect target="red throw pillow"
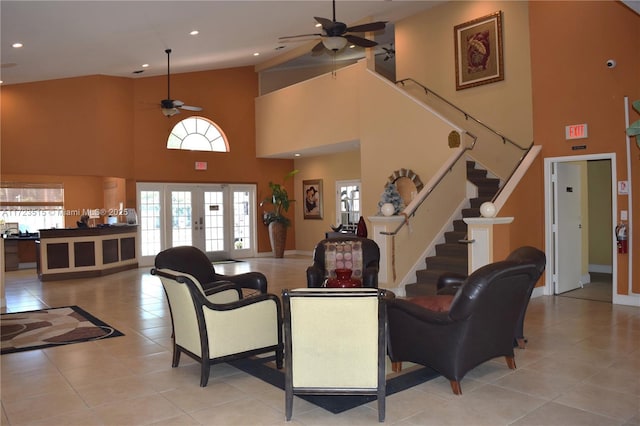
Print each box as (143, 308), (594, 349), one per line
(406, 295), (454, 312)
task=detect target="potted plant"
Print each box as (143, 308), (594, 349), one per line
(627, 99), (640, 149)
(261, 170), (299, 258)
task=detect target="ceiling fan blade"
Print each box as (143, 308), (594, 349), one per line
(311, 41), (326, 56)
(279, 33), (322, 40)
(314, 16), (334, 30)
(179, 105), (203, 112)
(344, 34), (378, 48)
(346, 21), (387, 33)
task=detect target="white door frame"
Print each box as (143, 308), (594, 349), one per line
(544, 153), (622, 302)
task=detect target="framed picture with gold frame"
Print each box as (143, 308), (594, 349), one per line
(454, 11), (504, 90)
(303, 179), (323, 219)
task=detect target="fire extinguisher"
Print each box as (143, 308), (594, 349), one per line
(616, 223), (628, 254)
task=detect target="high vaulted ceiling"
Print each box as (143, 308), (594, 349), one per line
(0, 1), (442, 85)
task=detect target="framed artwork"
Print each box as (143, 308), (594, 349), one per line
(303, 179), (323, 219)
(454, 11), (504, 90)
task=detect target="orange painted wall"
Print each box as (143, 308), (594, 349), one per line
(528, 1), (640, 294)
(1, 67), (295, 253)
(1, 75), (134, 178)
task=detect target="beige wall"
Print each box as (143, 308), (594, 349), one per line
(293, 151), (361, 252)
(588, 160), (613, 268)
(396, 1), (533, 149)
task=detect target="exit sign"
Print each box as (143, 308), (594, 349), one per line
(195, 161), (208, 171)
(565, 123), (588, 140)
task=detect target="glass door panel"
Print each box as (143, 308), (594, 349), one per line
(230, 188), (255, 258)
(203, 190), (225, 254)
(170, 190), (192, 247)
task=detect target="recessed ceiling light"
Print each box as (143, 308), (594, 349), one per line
(12, 42), (23, 48)
(253, 52), (260, 56)
(190, 30), (199, 36)
(294, 153), (301, 157)
(142, 64), (149, 68)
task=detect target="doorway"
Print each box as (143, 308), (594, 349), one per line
(544, 154), (617, 302)
(137, 183), (257, 265)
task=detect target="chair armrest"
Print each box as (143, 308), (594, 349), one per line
(306, 265), (325, 288)
(203, 281), (243, 300)
(436, 272), (466, 292)
(214, 272), (268, 294)
(362, 266), (379, 288)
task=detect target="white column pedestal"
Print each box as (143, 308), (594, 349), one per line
(463, 217), (514, 273)
(368, 216), (405, 286)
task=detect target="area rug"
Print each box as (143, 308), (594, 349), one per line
(1, 306), (124, 355)
(228, 355), (439, 414)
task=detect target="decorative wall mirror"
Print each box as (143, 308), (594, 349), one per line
(387, 169), (424, 206)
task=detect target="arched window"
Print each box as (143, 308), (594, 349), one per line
(166, 116), (229, 152)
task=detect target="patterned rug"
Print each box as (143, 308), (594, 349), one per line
(1, 306), (124, 355)
(228, 355), (439, 414)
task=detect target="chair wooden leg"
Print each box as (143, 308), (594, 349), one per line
(200, 361), (211, 387)
(505, 356), (517, 369)
(450, 380), (462, 395)
(391, 361), (402, 373)
(172, 344), (181, 367)
(516, 337), (527, 349)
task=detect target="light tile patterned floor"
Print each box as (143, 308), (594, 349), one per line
(1, 256), (639, 425)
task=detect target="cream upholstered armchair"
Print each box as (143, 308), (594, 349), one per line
(282, 288), (392, 422)
(151, 267), (283, 387)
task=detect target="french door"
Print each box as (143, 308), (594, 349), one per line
(137, 183), (256, 265)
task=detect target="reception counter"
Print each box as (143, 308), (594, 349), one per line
(37, 225), (138, 281)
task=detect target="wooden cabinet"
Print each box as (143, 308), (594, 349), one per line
(4, 239), (19, 271)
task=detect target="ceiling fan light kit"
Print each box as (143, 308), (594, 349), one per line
(322, 36), (348, 51)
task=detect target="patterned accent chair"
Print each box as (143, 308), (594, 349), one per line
(306, 237), (380, 288)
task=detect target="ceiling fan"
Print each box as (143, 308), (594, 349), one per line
(279, 0), (387, 54)
(160, 48), (202, 117)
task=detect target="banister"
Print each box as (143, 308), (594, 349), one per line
(380, 77), (534, 237)
(396, 78), (531, 152)
(381, 135), (477, 236)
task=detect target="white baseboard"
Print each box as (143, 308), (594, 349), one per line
(531, 286), (545, 299)
(589, 264), (613, 274)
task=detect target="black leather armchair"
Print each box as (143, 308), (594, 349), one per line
(306, 237), (380, 288)
(155, 246), (268, 294)
(387, 259), (541, 395)
(437, 246), (546, 348)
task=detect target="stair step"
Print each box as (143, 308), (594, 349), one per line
(467, 169), (487, 180)
(435, 242), (468, 257)
(462, 207), (481, 218)
(425, 256), (468, 275)
(477, 187), (499, 197)
(469, 176), (500, 186)
(453, 219), (467, 232)
(444, 230), (467, 244)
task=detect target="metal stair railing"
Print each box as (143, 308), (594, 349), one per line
(381, 77), (534, 237)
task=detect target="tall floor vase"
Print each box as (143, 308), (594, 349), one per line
(268, 222), (287, 258)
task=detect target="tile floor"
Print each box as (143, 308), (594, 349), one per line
(1, 256), (639, 426)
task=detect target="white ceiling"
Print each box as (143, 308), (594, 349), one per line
(0, 0), (442, 85)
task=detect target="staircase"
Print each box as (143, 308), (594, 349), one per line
(404, 161), (500, 296)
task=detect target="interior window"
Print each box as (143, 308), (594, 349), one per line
(166, 116), (229, 152)
(336, 180), (361, 233)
